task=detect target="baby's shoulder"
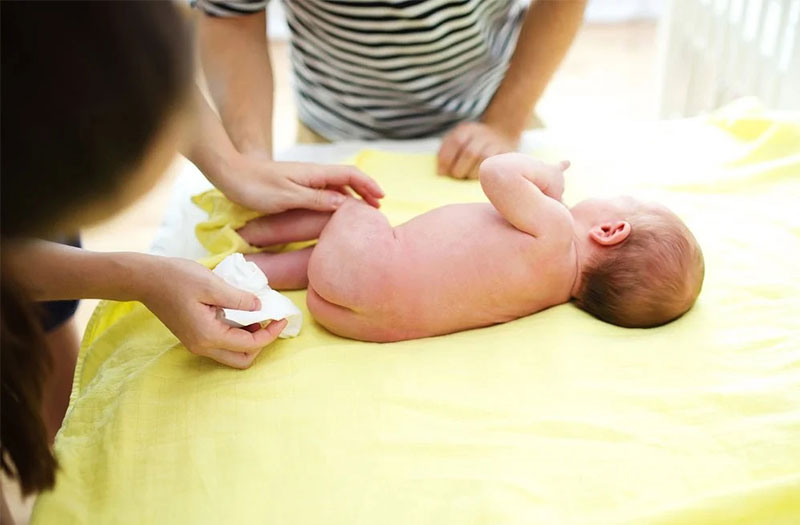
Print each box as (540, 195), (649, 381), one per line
(527, 202), (574, 249)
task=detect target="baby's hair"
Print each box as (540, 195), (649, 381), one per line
(574, 209), (704, 328)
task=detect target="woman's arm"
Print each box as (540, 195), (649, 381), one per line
(481, 0), (588, 138)
(6, 240), (171, 303)
(198, 9), (274, 158)
(185, 86), (384, 213)
(4, 240), (285, 369)
(184, 17), (384, 213)
(438, 0), (588, 179)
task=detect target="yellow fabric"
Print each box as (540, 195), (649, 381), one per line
(33, 106), (800, 524)
(192, 189), (317, 268)
(191, 190), (261, 267)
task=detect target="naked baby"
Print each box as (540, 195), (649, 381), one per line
(237, 153), (705, 342)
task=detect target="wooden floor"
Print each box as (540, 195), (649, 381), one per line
(2, 21), (658, 524)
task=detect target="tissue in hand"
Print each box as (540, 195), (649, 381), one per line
(212, 253), (302, 338)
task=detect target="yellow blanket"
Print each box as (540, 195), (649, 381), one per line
(33, 103), (800, 524)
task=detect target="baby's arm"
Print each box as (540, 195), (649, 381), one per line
(479, 153), (571, 238)
(238, 209), (332, 290)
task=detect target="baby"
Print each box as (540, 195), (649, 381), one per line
(238, 153), (705, 342)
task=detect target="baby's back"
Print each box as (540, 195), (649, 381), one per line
(307, 199), (574, 342)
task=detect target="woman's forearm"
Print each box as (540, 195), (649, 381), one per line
(482, 0), (587, 137)
(198, 10), (274, 158)
(3, 240), (162, 303)
(183, 87), (242, 194)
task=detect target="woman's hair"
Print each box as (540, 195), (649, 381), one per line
(574, 209), (705, 328)
(1, 1), (192, 494)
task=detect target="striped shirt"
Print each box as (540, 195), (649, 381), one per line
(196, 0), (527, 140)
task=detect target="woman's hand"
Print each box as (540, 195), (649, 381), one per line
(140, 257), (287, 369)
(437, 122), (518, 180)
(5, 241), (285, 369)
(217, 152), (384, 214)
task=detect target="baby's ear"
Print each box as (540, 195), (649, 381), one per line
(589, 221), (631, 246)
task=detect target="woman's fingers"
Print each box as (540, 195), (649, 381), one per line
(330, 184), (354, 198)
(291, 186), (350, 211)
(303, 164), (384, 207)
(205, 274), (261, 311)
(203, 347), (260, 369)
(437, 126), (468, 175)
(331, 167), (385, 204)
(450, 139), (483, 179)
(243, 323), (262, 332)
(214, 318), (287, 353)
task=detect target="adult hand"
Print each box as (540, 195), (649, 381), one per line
(218, 152), (384, 214)
(141, 257), (287, 369)
(437, 122), (519, 180)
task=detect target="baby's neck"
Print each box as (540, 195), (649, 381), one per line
(569, 222), (593, 299)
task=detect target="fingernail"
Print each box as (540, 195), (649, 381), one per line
(252, 297), (261, 310)
(331, 194), (346, 207)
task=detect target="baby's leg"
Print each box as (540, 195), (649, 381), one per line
(237, 209), (332, 247)
(308, 198), (398, 313)
(246, 247), (313, 290)
(238, 210), (331, 290)
(306, 285), (365, 339)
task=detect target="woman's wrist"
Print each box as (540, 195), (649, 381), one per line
(481, 106), (526, 142)
(188, 136), (238, 190)
(2, 241), (165, 304)
(208, 150), (274, 208)
(119, 252), (166, 305)
(81, 251), (167, 305)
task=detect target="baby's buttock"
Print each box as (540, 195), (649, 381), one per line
(308, 202), (400, 309)
(306, 200), (414, 337)
(307, 258), (443, 342)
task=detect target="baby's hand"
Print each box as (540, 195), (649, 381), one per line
(542, 160), (569, 202)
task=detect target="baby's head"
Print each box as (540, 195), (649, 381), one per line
(570, 197), (704, 328)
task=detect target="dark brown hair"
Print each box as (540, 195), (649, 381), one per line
(1, 1), (192, 494)
(574, 209), (705, 328)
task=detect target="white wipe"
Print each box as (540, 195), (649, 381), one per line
(212, 253), (302, 338)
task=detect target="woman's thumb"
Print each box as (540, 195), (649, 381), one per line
(210, 278), (261, 311)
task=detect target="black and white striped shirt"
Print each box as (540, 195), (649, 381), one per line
(196, 0), (526, 140)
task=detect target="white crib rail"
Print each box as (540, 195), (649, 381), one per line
(658, 0), (800, 117)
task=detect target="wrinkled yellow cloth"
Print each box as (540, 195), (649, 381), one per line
(191, 190), (262, 267)
(33, 103), (800, 524)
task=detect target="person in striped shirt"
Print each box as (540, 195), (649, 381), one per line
(193, 0), (586, 181)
